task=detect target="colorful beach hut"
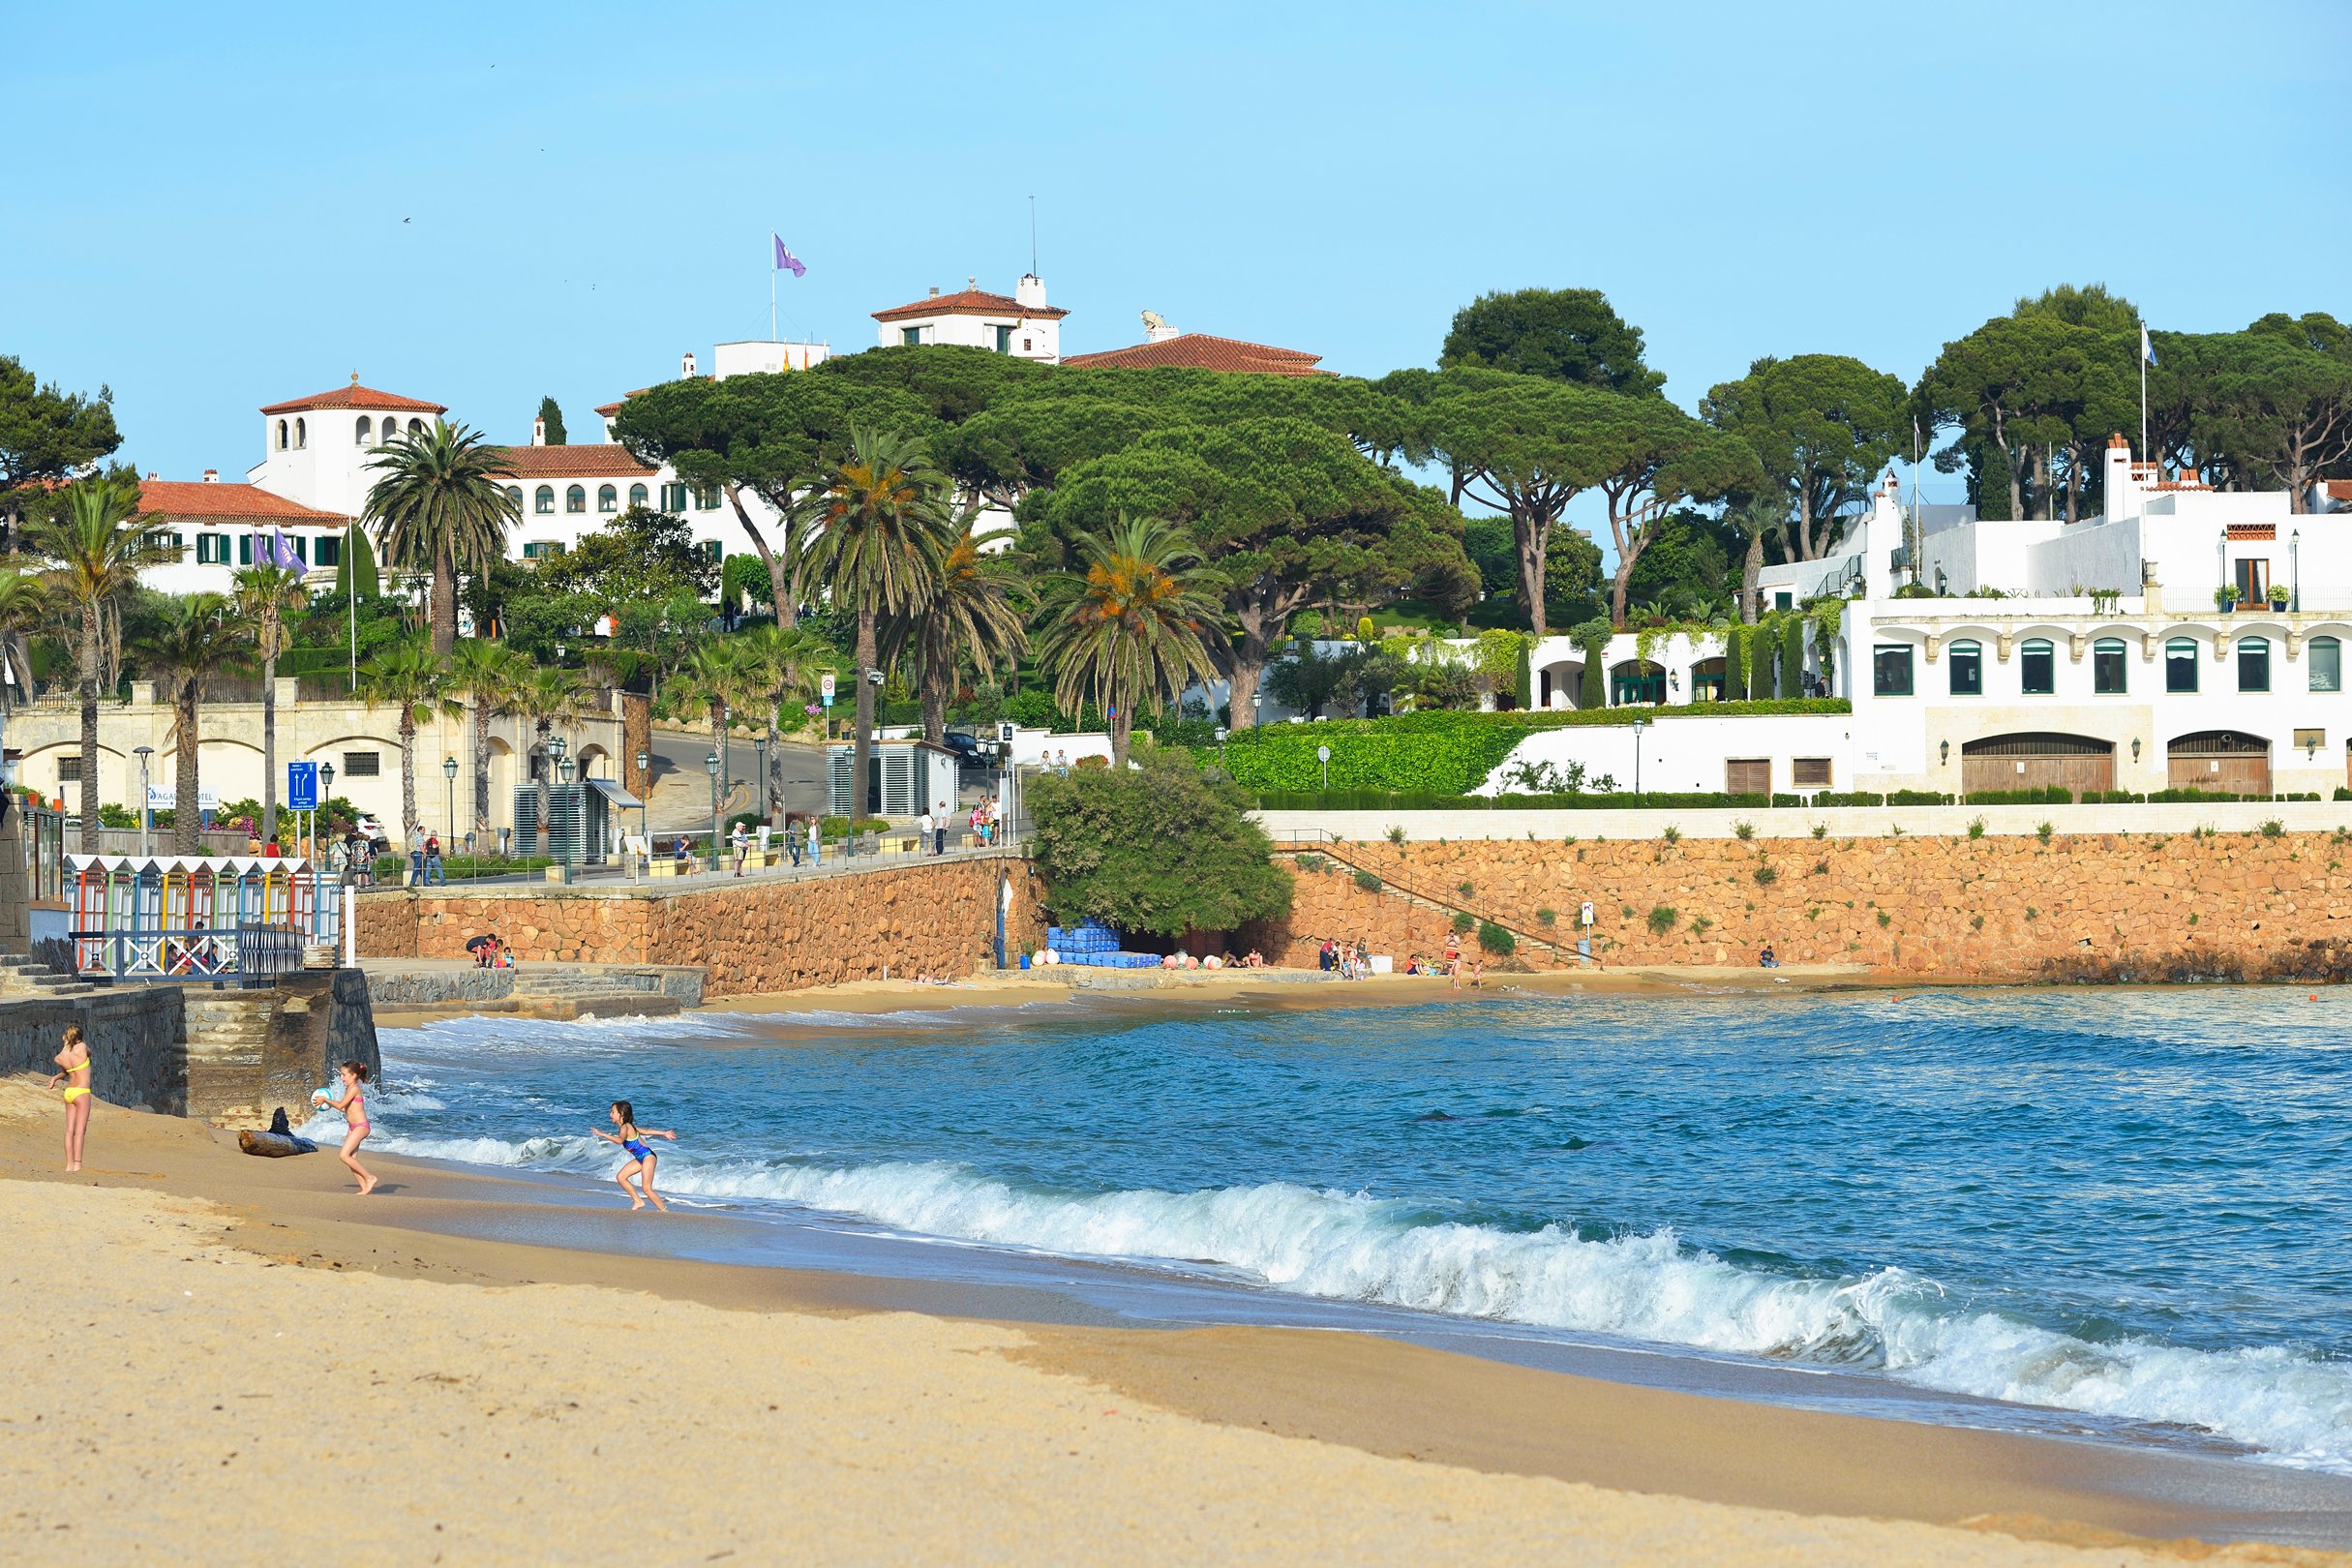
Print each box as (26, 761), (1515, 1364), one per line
(66, 854), (343, 980)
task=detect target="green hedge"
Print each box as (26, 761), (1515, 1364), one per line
(1257, 789), (1775, 812)
(1221, 701), (1851, 795)
(1961, 787), (2073, 805)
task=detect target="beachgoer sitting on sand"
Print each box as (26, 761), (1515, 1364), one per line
(590, 1100), (677, 1211)
(1244, 950), (1264, 968)
(1759, 945), (1779, 969)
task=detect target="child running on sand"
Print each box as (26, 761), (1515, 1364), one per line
(45, 1023), (93, 1171)
(313, 1061), (377, 1195)
(591, 1101), (678, 1211)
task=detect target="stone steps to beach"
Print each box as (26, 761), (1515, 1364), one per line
(0, 955), (97, 998)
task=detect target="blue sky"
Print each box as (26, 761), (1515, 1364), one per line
(5, 0), (2346, 502)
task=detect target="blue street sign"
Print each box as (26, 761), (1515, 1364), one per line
(287, 761), (319, 811)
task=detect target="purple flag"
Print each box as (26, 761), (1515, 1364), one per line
(772, 232), (806, 278)
(272, 528), (303, 570)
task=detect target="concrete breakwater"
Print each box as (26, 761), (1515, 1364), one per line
(1263, 829), (2352, 982)
(0, 969), (380, 1124)
(357, 854), (1045, 997)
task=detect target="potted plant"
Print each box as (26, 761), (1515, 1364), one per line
(2216, 584), (2240, 613)
(2269, 584), (2292, 611)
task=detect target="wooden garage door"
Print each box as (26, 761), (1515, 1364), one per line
(1726, 758), (1770, 795)
(1960, 733), (2115, 799)
(2168, 732), (2271, 796)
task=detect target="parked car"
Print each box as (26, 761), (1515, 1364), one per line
(941, 731), (990, 766)
(351, 816), (391, 856)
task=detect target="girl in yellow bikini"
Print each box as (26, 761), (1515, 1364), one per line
(45, 1024), (92, 1171)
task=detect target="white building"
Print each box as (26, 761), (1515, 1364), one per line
(1493, 437), (2352, 799)
(870, 277), (1065, 361)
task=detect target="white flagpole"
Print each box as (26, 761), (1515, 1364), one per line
(2139, 318), (2148, 462)
(770, 253), (777, 344)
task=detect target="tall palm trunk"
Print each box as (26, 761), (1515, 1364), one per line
(852, 607), (878, 825)
(172, 684), (202, 856)
(76, 603), (100, 851)
(471, 698), (493, 846)
(766, 706), (782, 820)
(920, 661), (949, 746)
(431, 546), (457, 655)
(259, 617), (280, 846)
(398, 709), (420, 856)
(534, 729), (552, 860)
(1109, 703), (1134, 769)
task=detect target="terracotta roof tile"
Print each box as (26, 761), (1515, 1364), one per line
(259, 382), (447, 415)
(1060, 334), (1325, 376)
(139, 481), (348, 523)
(488, 444), (656, 479)
(873, 286), (1068, 323)
(2325, 479), (2352, 500)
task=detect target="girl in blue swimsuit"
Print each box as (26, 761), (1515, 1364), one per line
(590, 1101), (678, 1211)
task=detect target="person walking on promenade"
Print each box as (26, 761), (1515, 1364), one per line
(730, 821), (749, 876)
(424, 831), (446, 887)
(917, 806), (934, 856)
(808, 815), (822, 866)
(933, 801), (949, 856)
(314, 1061), (377, 1196)
(407, 834), (425, 888)
(45, 1024), (93, 1172)
(591, 1101), (678, 1212)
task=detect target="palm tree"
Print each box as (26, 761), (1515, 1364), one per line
(0, 567), (47, 805)
(508, 663), (587, 858)
(232, 562), (310, 847)
(671, 637), (763, 814)
(448, 639), (528, 847)
(358, 638), (462, 856)
(137, 593), (255, 855)
(24, 479), (176, 848)
(363, 421), (520, 656)
(738, 622), (831, 815)
(885, 519), (1027, 745)
(797, 428), (954, 819)
(1032, 513), (1225, 767)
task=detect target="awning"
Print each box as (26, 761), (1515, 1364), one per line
(587, 778), (643, 810)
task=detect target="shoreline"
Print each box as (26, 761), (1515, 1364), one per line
(3, 1081), (2346, 1562)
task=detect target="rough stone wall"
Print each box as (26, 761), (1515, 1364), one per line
(0, 989), (189, 1114)
(1260, 830), (2352, 981)
(358, 859), (1045, 997)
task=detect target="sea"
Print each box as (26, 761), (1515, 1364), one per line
(305, 983), (2352, 1476)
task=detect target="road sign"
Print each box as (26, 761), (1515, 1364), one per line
(1316, 744), (1331, 762)
(820, 671), (836, 707)
(287, 761), (319, 811)
(1580, 901), (1595, 927)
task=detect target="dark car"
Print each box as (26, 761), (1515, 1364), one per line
(940, 731), (988, 765)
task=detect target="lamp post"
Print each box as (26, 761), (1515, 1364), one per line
(546, 735), (566, 874)
(705, 750), (722, 873)
(442, 754), (458, 880)
(133, 745), (154, 857)
(2291, 528), (2301, 613)
(558, 756), (577, 885)
(318, 760), (335, 849)
(1631, 714), (1647, 797)
(634, 748), (650, 870)
(753, 734), (769, 826)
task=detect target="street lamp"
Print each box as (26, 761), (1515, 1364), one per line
(132, 745), (154, 857)
(753, 734), (769, 826)
(442, 754), (459, 877)
(1631, 714), (1647, 797)
(705, 750), (722, 873)
(558, 756), (577, 884)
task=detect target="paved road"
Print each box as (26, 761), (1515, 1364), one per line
(644, 728), (829, 829)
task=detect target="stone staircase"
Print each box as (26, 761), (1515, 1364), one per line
(0, 954), (96, 998)
(183, 990), (277, 1124)
(507, 968), (681, 1020)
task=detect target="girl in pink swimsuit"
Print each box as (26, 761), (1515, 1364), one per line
(323, 1061), (378, 1195)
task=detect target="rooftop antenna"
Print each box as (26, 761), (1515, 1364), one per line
(1029, 195), (1038, 275)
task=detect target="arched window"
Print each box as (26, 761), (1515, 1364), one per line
(2239, 635), (2272, 693)
(504, 486), (524, 511)
(2166, 637), (2200, 693)
(2019, 637), (2055, 695)
(355, 415), (373, 445)
(534, 485), (556, 515)
(1947, 639), (1981, 696)
(407, 417), (424, 436)
(596, 483), (618, 513)
(565, 484), (587, 514)
(2093, 637), (2127, 693)
(2311, 635), (2342, 693)
(295, 417), (307, 448)
(628, 483), (648, 507)
(276, 419), (288, 450)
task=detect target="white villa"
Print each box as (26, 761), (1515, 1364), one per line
(1494, 438), (2352, 799)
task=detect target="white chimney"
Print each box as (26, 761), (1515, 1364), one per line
(530, 416), (546, 447)
(146, 470), (157, 481)
(681, 349), (697, 378)
(202, 468), (218, 483)
(927, 285), (940, 298)
(1015, 273), (1048, 311)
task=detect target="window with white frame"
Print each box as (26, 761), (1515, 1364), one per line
(2310, 636), (2341, 693)
(597, 483), (618, 512)
(534, 486), (556, 515)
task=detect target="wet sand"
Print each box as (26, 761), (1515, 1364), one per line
(1, 1080), (2345, 1565)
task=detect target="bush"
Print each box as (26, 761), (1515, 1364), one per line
(2336, 787), (2351, 802)
(1968, 817), (1986, 839)
(1962, 786), (2073, 806)
(1252, 788), (1775, 812)
(1219, 701), (1853, 796)
(1451, 910), (1476, 934)
(1028, 753), (1293, 936)
(1535, 907), (1557, 925)
(1808, 791), (1885, 807)
(2261, 818), (2285, 838)
(1733, 820), (1755, 840)
(1885, 790), (1955, 806)
(1352, 868), (1382, 891)
(1476, 920), (1515, 955)
(1646, 905), (1677, 935)
(1662, 825), (1681, 843)
(2035, 821), (2055, 842)
(1753, 863), (1778, 884)
(820, 816), (890, 838)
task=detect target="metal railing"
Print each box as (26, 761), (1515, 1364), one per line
(71, 922), (309, 984)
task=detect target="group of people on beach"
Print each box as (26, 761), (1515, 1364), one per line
(45, 1022), (673, 1212)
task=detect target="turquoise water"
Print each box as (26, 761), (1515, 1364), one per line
(320, 985), (2352, 1471)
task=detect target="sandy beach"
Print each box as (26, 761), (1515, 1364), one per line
(2, 1079), (2345, 1566)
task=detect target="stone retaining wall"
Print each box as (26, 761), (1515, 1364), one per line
(1258, 829), (2352, 982)
(358, 857), (1044, 996)
(0, 988), (189, 1114)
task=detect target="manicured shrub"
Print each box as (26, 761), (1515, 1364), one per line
(1451, 910), (1476, 934)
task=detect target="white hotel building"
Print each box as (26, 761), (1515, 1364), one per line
(1493, 440), (2352, 799)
